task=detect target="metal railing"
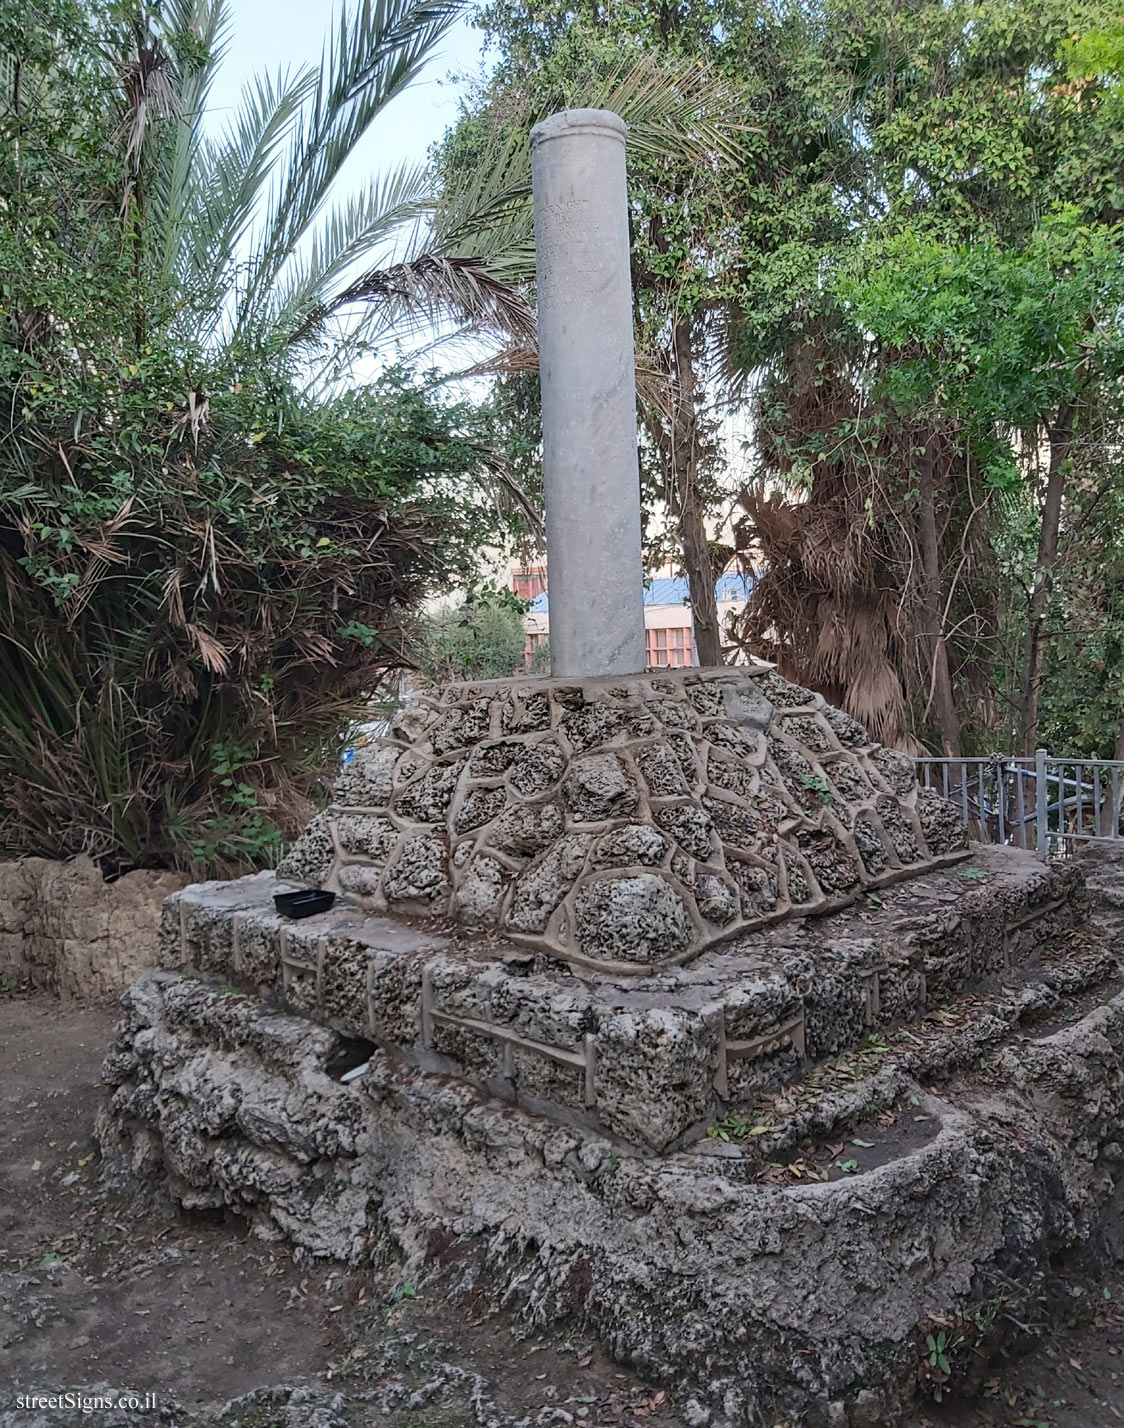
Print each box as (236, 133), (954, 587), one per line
(914, 750), (1124, 855)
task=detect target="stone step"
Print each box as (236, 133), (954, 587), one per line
(683, 921), (1119, 1179)
(162, 844), (1086, 1153)
(99, 955), (1124, 1428)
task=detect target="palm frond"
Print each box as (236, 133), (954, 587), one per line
(451, 343), (672, 415)
(575, 53), (750, 165)
(174, 66), (316, 328)
(427, 52), (749, 294)
(235, 0), (463, 338)
(428, 123), (537, 277)
(263, 163), (435, 345)
(290, 252), (537, 349)
(155, 0), (232, 280)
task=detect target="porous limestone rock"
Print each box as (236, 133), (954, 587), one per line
(276, 668), (969, 973)
(158, 846), (1086, 1153)
(98, 913), (1124, 1428)
(0, 856), (185, 998)
(573, 874), (692, 963)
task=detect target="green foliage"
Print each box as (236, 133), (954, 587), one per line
(0, 0), (509, 874)
(412, 590), (528, 683)
(1036, 466), (1124, 757)
(834, 209), (1124, 489)
(1065, 16), (1124, 91)
(925, 1330), (954, 1376)
(798, 773), (835, 805)
(707, 1112), (752, 1143)
(726, 0), (1124, 754)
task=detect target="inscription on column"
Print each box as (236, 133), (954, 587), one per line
(536, 198), (609, 303)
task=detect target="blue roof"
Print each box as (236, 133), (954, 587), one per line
(528, 570), (753, 615)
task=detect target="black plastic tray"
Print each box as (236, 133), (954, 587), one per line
(273, 888), (336, 919)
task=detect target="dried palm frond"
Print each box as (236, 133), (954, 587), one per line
(117, 28), (180, 174)
(731, 343), (998, 752)
(291, 254), (537, 348)
(448, 343), (672, 418)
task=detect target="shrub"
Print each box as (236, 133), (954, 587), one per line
(0, 349), (499, 872)
(0, 0), (511, 873)
(413, 591), (531, 683)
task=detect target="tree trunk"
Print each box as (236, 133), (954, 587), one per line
(1018, 402), (1075, 756)
(1095, 718), (1124, 835)
(667, 320), (722, 666)
(635, 206), (722, 667)
(916, 432), (962, 758)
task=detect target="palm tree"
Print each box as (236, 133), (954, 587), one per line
(112, 0), (535, 374)
(114, 0), (741, 386)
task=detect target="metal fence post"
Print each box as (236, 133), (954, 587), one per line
(1035, 747), (1048, 858)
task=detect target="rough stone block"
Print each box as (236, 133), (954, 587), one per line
(272, 668), (970, 974)
(595, 1007), (719, 1148)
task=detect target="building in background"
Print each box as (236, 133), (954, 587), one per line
(520, 566), (756, 669)
(510, 564), (548, 602)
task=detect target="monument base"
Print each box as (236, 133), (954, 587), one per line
(99, 889), (1124, 1427)
(273, 665), (972, 976)
(94, 662), (1124, 1423)
(157, 842), (1084, 1151)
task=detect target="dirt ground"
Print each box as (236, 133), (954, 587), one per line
(0, 990), (681, 1427)
(909, 1310), (1124, 1428)
(4, 988), (1124, 1428)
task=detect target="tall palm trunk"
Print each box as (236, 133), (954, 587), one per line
(1019, 402), (1075, 755)
(916, 431), (961, 757)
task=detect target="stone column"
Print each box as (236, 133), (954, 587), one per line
(531, 108), (647, 678)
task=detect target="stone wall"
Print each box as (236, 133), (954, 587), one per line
(0, 857), (186, 1000)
